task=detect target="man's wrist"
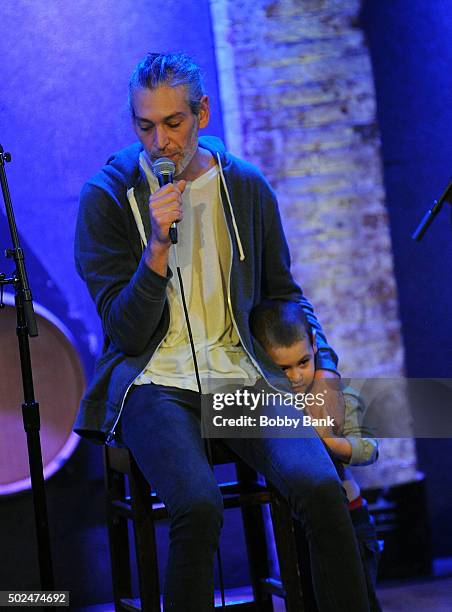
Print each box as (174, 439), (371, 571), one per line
(144, 238), (171, 275)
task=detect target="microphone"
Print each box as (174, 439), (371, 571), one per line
(412, 177), (452, 241)
(151, 157), (178, 244)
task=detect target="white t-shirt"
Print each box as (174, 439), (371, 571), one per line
(135, 153), (260, 393)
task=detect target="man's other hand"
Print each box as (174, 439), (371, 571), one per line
(308, 369), (345, 436)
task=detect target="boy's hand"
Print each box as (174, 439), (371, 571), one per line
(308, 369), (345, 436)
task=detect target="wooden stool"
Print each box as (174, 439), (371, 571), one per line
(103, 441), (305, 611)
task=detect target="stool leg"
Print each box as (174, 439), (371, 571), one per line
(270, 489), (305, 612)
(129, 456), (161, 612)
(236, 461), (274, 611)
(104, 448), (133, 610)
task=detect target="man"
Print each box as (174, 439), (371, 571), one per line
(75, 52), (370, 611)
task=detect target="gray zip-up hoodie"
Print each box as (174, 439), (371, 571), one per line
(74, 136), (338, 442)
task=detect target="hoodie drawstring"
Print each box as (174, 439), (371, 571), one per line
(127, 187), (147, 249)
(216, 152), (245, 261)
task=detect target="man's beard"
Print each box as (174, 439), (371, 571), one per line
(174, 148), (195, 177)
(174, 120), (199, 177)
(147, 119), (199, 178)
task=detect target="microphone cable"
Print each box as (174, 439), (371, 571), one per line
(152, 156), (227, 608)
(173, 243), (227, 609)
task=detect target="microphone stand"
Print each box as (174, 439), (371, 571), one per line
(412, 178), (452, 240)
(0, 144), (54, 590)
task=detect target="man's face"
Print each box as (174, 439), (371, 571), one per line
(266, 337), (316, 394)
(131, 84), (209, 178)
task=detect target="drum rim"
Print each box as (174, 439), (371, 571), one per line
(0, 432), (81, 495)
(0, 292), (83, 496)
(2, 291), (81, 351)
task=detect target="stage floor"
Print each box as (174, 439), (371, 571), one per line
(74, 574), (452, 611)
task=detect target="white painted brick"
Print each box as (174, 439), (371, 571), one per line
(210, 0), (416, 486)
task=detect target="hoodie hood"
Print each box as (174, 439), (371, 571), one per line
(198, 135), (227, 161)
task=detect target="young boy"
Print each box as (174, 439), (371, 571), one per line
(250, 299), (382, 612)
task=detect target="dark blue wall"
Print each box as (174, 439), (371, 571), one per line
(360, 0), (452, 557)
(0, 1), (223, 605)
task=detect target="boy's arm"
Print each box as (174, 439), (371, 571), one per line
(315, 389), (379, 465)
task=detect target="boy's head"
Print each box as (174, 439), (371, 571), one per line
(250, 300), (317, 393)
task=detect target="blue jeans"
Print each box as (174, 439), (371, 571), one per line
(120, 383), (370, 612)
(351, 501), (382, 612)
(295, 500), (382, 612)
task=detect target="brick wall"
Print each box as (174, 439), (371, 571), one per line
(210, 0), (417, 486)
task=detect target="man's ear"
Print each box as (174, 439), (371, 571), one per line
(312, 329), (318, 354)
(198, 95), (210, 129)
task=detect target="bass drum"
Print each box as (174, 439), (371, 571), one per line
(0, 294), (85, 495)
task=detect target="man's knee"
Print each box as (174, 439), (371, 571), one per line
(171, 491), (224, 538)
(292, 475), (347, 525)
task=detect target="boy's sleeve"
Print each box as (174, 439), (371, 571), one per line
(342, 388), (379, 466)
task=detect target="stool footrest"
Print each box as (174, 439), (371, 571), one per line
(117, 599), (141, 612)
(110, 483), (273, 520)
(260, 577), (285, 598)
(118, 596), (260, 610)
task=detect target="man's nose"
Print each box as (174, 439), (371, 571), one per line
(154, 126), (169, 150)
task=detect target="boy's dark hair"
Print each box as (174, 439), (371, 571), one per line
(128, 52), (205, 117)
(249, 300), (312, 350)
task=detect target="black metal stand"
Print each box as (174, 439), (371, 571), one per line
(0, 144), (54, 590)
(412, 178), (452, 241)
